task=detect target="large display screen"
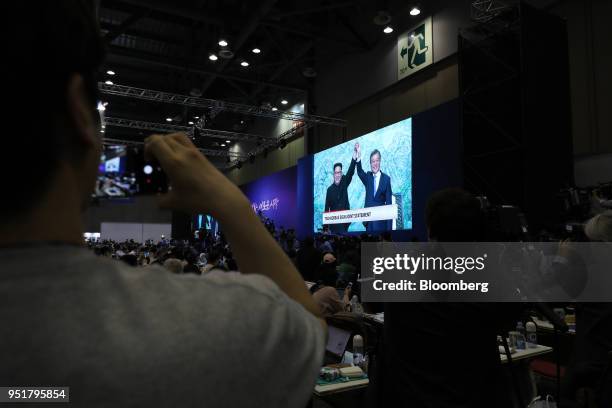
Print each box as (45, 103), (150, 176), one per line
(313, 117), (412, 233)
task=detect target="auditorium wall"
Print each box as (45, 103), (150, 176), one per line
(225, 0), (611, 186)
(83, 196), (172, 233)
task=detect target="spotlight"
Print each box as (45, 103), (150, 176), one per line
(194, 116), (200, 119)
(252, 48), (261, 54)
(188, 121), (194, 125)
(240, 120), (245, 124)
(240, 61), (249, 67)
(383, 26), (394, 34)
(281, 99), (288, 105)
(209, 54), (218, 61)
(97, 102), (106, 112)
(272, 107), (278, 111)
(410, 6), (420, 16)
(106, 70), (115, 75)
(143, 165), (153, 175)
(221, 143), (226, 147)
(218, 39), (228, 47)
(105, 80), (113, 85)
(226, 140), (231, 143)
(166, 118), (172, 122)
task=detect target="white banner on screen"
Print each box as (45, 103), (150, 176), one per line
(323, 204), (398, 225)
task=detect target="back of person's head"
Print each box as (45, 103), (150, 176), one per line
(5, 1), (105, 221)
(207, 249), (221, 264)
(302, 236), (314, 248)
(425, 188), (485, 242)
(585, 210), (612, 242)
(163, 258), (184, 274)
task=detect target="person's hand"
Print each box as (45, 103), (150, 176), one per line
(558, 238), (575, 259)
(352, 146), (358, 161)
(355, 143), (361, 161)
(144, 133), (249, 218)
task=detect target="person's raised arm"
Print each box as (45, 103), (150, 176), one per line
(345, 153), (357, 186)
(144, 133), (325, 327)
(355, 143), (367, 185)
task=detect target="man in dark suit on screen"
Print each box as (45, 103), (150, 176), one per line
(324, 148), (357, 233)
(355, 143), (393, 231)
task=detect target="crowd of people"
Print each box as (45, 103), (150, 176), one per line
(2, 2), (611, 407)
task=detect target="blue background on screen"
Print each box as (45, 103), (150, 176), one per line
(313, 117), (412, 232)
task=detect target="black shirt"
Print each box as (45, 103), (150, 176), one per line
(324, 159), (356, 212)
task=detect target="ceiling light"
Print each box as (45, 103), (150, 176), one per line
(194, 116), (199, 119)
(240, 61), (249, 67)
(252, 48), (261, 54)
(106, 70), (115, 75)
(410, 6), (421, 16)
(209, 54), (218, 61)
(188, 121), (194, 125)
(221, 143), (226, 147)
(272, 107), (278, 111)
(383, 26), (394, 34)
(240, 120), (244, 124)
(105, 80), (113, 85)
(97, 102), (106, 112)
(281, 99), (288, 105)
(218, 39), (228, 47)
(166, 118), (172, 122)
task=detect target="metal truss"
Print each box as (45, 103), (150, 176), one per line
(102, 137), (247, 160)
(98, 82), (347, 127)
(227, 121), (312, 169)
(104, 117), (193, 135)
(471, 0), (516, 23)
(105, 116), (274, 142)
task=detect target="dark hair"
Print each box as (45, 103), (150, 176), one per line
(370, 149), (381, 160)
(207, 249), (221, 263)
(5, 1), (106, 218)
(425, 188), (485, 242)
(333, 163), (343, 171)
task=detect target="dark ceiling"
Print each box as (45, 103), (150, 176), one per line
(96, 0), (442, 155)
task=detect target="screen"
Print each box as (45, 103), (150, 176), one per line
(326, 326), (352, 357)
(313, 117), (412, 233)
(95, 145), (138, 198)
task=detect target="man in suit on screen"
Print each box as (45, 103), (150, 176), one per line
(355, 143), (393, 231)
(324, 148), (358, 233)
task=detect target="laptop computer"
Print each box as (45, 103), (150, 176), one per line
(324, 325), (352, 365)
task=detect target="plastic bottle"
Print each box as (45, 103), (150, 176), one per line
(526, 321), (537, 348)
(515, 322), (526, 350)
(350, 295), (362, 314)
(352, 335), (364, 367)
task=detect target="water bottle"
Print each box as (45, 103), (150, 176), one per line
(352, 334), (364, 367)
(515, 322), (526, 350)
(526, 321), (537, 348)
(350, 295), (361, 314)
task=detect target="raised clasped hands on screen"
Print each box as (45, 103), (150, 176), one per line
(144, 132), (249, 220)
(355, 142), (361, 161)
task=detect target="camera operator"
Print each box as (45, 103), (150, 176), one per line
(382, 188), (519, 408)
(562, 211), (612, 407)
